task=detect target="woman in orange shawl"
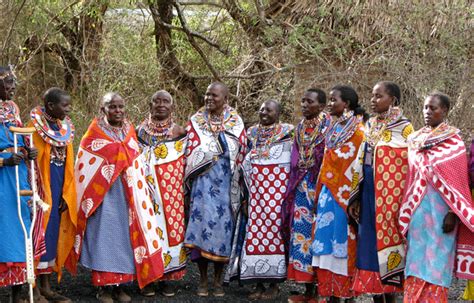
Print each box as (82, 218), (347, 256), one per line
(311, 85), (365, 301)
(70, 93), (164, 302)
(29, 87), (76, 303)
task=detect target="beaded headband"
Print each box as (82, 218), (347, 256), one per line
(0, 65), (17, 81)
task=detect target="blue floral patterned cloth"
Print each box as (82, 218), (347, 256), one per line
(405, 184), (456, 287)
(311, 185), (348, 259)
(184, 133), (233, 259)
(289, 173), (316, 274)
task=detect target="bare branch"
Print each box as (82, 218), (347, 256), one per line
(253, 0), (266, 23)
(191, 60), (310, 80)
(177, 0), (225, 9)
(153, 20), (228, 55)
(19, 1), (81, 68)
(173, 1), (221, 80)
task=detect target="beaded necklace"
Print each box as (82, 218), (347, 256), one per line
(325, 110), (360, 149)
(30, 106), (74, 147)
(409, 122), (458, 151)
(365, 107), (402, 147)
(0, 100), (19, 124)
(297, 112), (329, 168)
(98, 116), (130, 142)
(138, 116), (175, 146)
(250, 123), (282, 159)
(207, 110), (225, 136)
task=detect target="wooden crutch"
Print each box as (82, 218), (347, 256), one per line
(9, 126), (38, 303)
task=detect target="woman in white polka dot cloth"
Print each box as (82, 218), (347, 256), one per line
(226, 99), (294, 300)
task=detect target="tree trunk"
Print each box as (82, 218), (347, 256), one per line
(149, 0), (201, 110)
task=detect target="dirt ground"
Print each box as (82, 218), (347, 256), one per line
(0, 265), (468, 303)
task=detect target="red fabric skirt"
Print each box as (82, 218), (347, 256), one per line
(287, 263), (315, 283)
(91, 270), (135, 286)
(316, 268), (353, 298)
(0, 263), (27, 287)
(352, 269), (402, 295)
(159, 268), (186, 281)
(403, 276), (448, 303)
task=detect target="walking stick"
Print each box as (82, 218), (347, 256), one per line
(9, 126), (38, 303)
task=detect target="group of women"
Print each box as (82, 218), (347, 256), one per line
(0, 64), (473, 303)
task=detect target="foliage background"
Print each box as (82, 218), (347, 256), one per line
(1, 0), (472, 145)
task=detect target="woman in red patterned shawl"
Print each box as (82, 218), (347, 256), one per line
(311, 85), (366, 302)
(399, 92), (474, 302)
(349, 81), (413, 303)
(137, 90), (187, 297)
(70, 93), (164, 302)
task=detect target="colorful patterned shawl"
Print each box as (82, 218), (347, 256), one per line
(399, 124), (474, 280)
(68, 118), (164, 288)
(28, 107), (77, 281)
(185, 106), (247, 217)
(281, 113), (330, 242)
(316, 116), (365, 276)
(360, 110), (413, 286)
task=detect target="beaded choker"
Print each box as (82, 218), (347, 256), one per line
(325, 110), (361, 149)
(249, 123), (289, 159)
(138, 116), (175, 146)
(365, 107), (402, 147)
(30, 106), (74, 147)
(297, 112), (330, 168)
(0, 100), (19, 124)
(194, 105), (238, 136)
(409, 122), (458, 150)
(98, 116), (130, 141)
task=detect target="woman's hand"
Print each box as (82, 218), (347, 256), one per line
(241, 200), (248, 217)
(348, 200), (360, 224)
(26, 147), (38, 160)
(442, 211), (457, 233)
(59, 198), (68, 213)
(4, 153), (23, 166)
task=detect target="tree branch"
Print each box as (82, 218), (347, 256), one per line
(152, 20), (228, 55)
(176, 0), (225, 9)
(173, 1), (221, 80)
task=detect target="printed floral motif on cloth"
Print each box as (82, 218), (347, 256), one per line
(352, 109), (413, 294)
(281, 113), (330, 283)
(69, 118), (164, 288)
(311, 115), (365, 298)
(139, 133), (187, 280)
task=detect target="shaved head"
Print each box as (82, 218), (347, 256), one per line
(101, 92), (122, 107)
(263, 99), (281, 115)
(152, 90), (173, 104)
(208, 82), (229, 98)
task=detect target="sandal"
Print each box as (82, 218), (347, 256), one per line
(288, 294), (311, 303)
(112, 287), (131, 303)
(39, 288), (71, 303)
(197, 284), (209, 297)
(248, 285), (266, 300)
(213, 285), (225, 297)
(140, 284), (155, 297)
(261, 285), (280, 300)
(161, 283), (176, 297)
(96, 288), (113, 303)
